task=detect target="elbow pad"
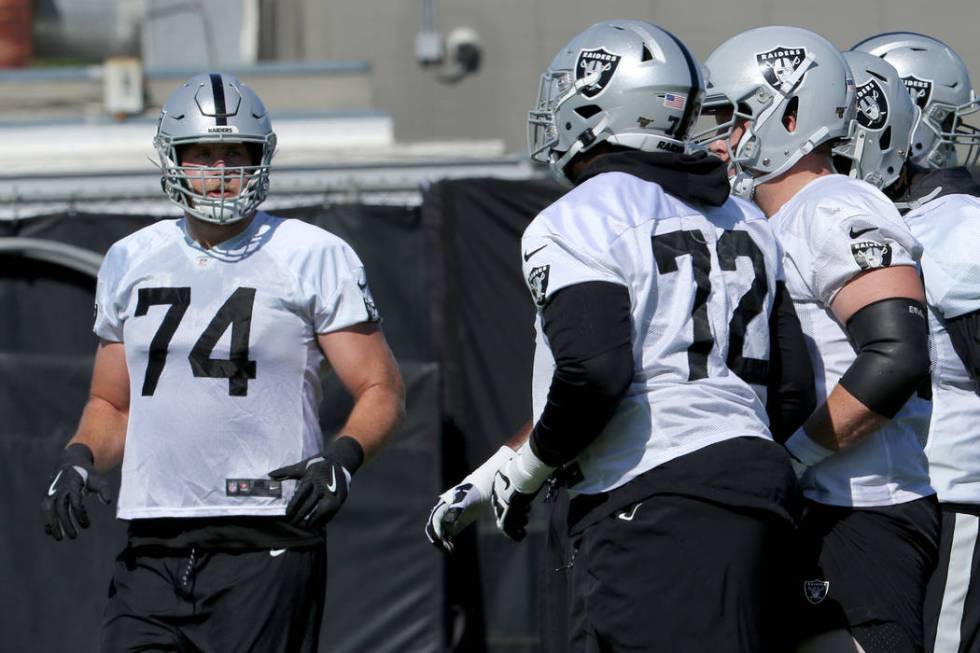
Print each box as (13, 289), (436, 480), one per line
(838, 298), (930, 418)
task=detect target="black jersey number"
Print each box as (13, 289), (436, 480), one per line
(135, 286), (257, 397)
(652, 229), (769, 384)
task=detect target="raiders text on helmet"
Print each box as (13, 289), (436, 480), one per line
(834, 51), (917, 190)
(852, 32), (980, 168)
(528, 20), (703, 186)
(693, 26), (855, 198)
(154, 73), (277, 225)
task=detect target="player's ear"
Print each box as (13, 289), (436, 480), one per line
(782, 97), (799, 133)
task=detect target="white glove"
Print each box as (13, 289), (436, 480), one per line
(425, 446), (514, 553)
(784, 427), (834, 480)
(491, 441), (556, 542)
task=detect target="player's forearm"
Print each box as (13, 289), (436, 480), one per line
(506, 421), (532, 449)
(802, 385), (890, 451)
(68, 395), (127, 473)
(338, 382), (405, 462)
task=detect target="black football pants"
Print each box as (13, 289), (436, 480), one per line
(101, 544), (326, 652)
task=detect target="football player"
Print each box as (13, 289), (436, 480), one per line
(848, 33), (980, 653)
(40, 73), (405, 652)
(433, 19), (812, 652)
(701, 27), (938, 653)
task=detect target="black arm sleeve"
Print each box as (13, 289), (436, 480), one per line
(838, 297), (931, 418)
(945, 308), (980, 393)
(528, 282), (634, 467)
(766, 282), (817, 443)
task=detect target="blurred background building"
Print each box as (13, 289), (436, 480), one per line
(1, 0), (978, 216)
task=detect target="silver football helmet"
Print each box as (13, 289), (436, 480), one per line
(833, 51), (918, 189)
(528, 19), (703, 186)
(694, 26), (855, 198)
(154, 72), (277, 225)
(852, 32), (980, 168)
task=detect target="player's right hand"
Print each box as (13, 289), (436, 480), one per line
(42, 443), (112, 541)
(425, 445), (515, 554)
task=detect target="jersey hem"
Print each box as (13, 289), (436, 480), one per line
(118, 506), (288, 519)
(802, 486), (935, 508)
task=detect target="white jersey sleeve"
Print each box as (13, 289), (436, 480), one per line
(521, 224), (625, 307)
(807, 190), (921, 305)
(94, 238), (145, 342)
(303, 238), (380, 333)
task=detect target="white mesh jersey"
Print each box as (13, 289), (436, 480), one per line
(524, 171), (779, 496)
(93, 212), (379, 518)
(770, 174), (932, 507)
(906, 194), (980, 503)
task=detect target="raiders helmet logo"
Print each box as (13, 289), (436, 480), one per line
(855, 79), (889, 130)
(804, 579), (830, 605)
(528, 265), (551, 306)
(851, 241), (892, 270)
(576, 48), (622, 99)
(755, 46), (808, 89)
(903, 75), (933, 110)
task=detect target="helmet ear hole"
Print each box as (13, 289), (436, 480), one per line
(574, 105), (602, 119)
(879, 126), (892, 151)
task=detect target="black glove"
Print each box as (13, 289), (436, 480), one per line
(42, 443), (113, 541)
(268, 436), (364, 529)
(490, 441), (555, 542)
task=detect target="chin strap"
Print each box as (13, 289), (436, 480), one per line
(893, 185), (943, 212)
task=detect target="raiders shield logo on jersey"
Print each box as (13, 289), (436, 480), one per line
(804, 579), (830, 605)
(528, 265), (550, 306)
(903, 75), (933, 110)
(755, 46), (808, 89)
(855, 79), (888, 130)
(356, 270), (381, 322)
(576, 48), (621, 99)
(851, 241), (892, 270)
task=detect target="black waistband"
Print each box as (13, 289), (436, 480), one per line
(565, 437), (802, 536)
(127, 516), (324, 550)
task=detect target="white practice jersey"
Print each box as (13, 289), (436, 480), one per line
(906, 194), (980, 503)
(771, 174), (932, 508)
(524, 171), (779, 496)
(94, 212), (379, 518)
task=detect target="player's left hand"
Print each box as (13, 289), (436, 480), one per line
(491, 441), (556, 542)
(268, 436), (364, 529)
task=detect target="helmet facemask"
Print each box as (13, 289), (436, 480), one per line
(918, 94), (980, 167)
(155, 133), (275, 225)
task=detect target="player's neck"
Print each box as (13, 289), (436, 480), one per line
(754, 154), (835, 218)
(184, 213), (256, 249)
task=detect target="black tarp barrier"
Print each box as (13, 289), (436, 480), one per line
(422, 178), (565, 652)
(1, 205), (443, 653)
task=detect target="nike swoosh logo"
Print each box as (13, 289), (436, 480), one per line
(325, 468), (338, 493)
(617, 503), (642, 521)
(849, 226), (877, 239)
(523, 245), (547, 262)
(269, 548), (286, 557)
(48, 471), (63, 496)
